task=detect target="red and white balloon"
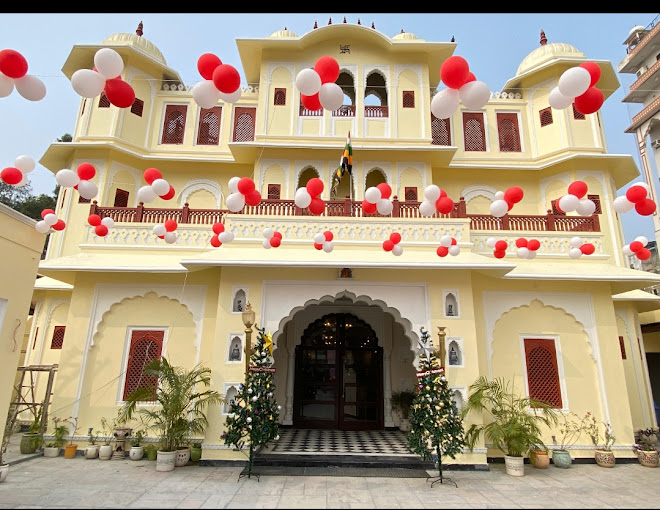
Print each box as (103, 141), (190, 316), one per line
(35, 208), (65, 234)
(87, 214), (114, 237)
(313, 231), (334, 253)
(567, 236), (595, 259)
(514, 238), (541, 259)
(432, 56), (490, 119)
(383, 232), (403, 256)
(491, 186), (524, 218)
(549, 62), (604, 115)
(192, 52), (242, 107)
(226, 176), (261, 212)
(152, 219), (178, 244)
(1, 155), (36, 186)
(210, 221), (234, 247)
(71, 48), (135, 108)
(295, 178), (325, 215)
(623, 236), (651, 261)
(556, 181), (596, 216)
(486, 237), (509, 259)
(74, 162), (99, 201)
(419, 185), (454, 217)
(296, 56), (343, 112)
(363, 183), (393, 216)
(613, 182), (656, 216)
(436, 233), (460, 257)
(0, 49), (46, 101)
(263, 228), (282, 249)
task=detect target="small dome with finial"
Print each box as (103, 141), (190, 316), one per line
(392, 29), (423, 41)
(102, 21), (166, 65)
(268, 26), (298, 38)
(516, 29), (583, 76)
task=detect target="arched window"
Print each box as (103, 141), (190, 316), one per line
(333, 71), (355, 117)
(432, 115), (451, 146)
(297, 167), (321, 190)
(497, 113), (521, 152)
(197, 107), (221, 145)
(274, 88), (286, 106)
(233, 289), (246, 313)
(122, 330), (164, 401)
(233, 108), (256, 142)
(524, 338), (562, 408)
(365, 169), (387, 190)
(539, 107), (553, 127)
(161, 105), (187, 144)
(463, 112), (486, 151)
(223, 385), (239, 414)
(364, 71), (388, 117)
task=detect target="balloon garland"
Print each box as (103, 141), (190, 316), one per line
(0, 49), (46, 101)
(295, 56), (344, 112)
(313, 231), (334, 253)
(263, 228), (282, 248)
(1, 155), (36, 186)
(192, 52), (242, 108)
(383, 232), (403, 256)
(71, 48), (135, 108)
(431, 55), (490, 119)
(549, 62), (604, 114)
(624, 236), (651, 261)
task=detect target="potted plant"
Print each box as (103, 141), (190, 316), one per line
(551, 411), (591, 468)
(461, 376), (558, 477)
(119, 357), (223, 472)
(84, 428), (100, 459)
(63, 417), (80, 459)
(634, 428), (659, 467)
(98, 417), (114, 460)
(20, 407), (43, 454)
(529, 443), (550, 469)
(391, 389), (417, 432)
(144, 443), (158, 461)
(43, 416), (68, 457)
(190, 442), (202, 463)
(175, 439), (191, 467)
(129, 430), (145, 461)
(586, 415), (616, 467)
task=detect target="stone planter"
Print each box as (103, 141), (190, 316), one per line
(530, 450), (550, 469)
(552, 449), (572, 468)
(504, 455), (525, 477)
(64, 444), (78, 459)
(19, 433), (41, 454)
(156, 450), (176, 472)
(98, 444), (113, 460)
(43, 446), (60, 458)
(175, 447), (191, 467)
(129, 446), (144, 461)
(398, 418), (411, 432)
(637, 449), (659, 467)
(112, 427), (132, 460)
(0, 464), (8, 483)
(84, 445), (100, 459)
(190, 445), (202, 463)
(595, 449), (615, 467)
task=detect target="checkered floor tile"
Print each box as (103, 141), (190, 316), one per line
(265, 429), (414, 456)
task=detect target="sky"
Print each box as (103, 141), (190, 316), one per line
(0, 12), (658, 243)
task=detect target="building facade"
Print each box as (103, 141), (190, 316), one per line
(23, 19), (660, 466)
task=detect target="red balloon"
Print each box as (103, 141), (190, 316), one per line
(40, 208), (55, 219)
(212, 64), (241, 94)
(580, 243), (595, 255)
(314, 242), (323, 250)
(493, 250), (506, 259)
(635, 198), (657, 216)
(626, 185), (648, 204)
(440, 189), (447, 198)
(579, 62), (601, 87)
(630, 240), (643, 253)
(574, 86), (604, 115)
(377, 183), (392, 199)
(273, 231), (283, 239)
(0, 49), (28, 79)
(160, 185), (176, 200)
(637, 248), (652, 261)
(314, 56), (340, 84)
(1, 167), (23, 185)
(436, 196), (454, 214)
(104, 78), (136, 108)
(383, 240), (395, 252)
(301, 93), (323, 111)
(270, 236), (281, 248)
(390, 232), (402, 244)
(164, 219), (178, 232)
(77, 162), (96, 180)
(515, 238), (528, 248)
(504, 186), (524, 204)
(52, 219), (66, 231)
(143, 168), (162, 185)
(197, 53), (222, 80)
(451, 238), (457, 246)
(527, 239), (541, 251)
(238, 177), (256, 195)
(568, 181), (588, 199)
(158, 235), (165, 239)
(87, 214), (102, 226)
(324, 231), (333, 242)
(245, 190), (262, 206)
(495, 240), (508, 252)
(306, 178), (324, 197)
(308, 197), (325, 215)
(440, 55), (470, 89)
(362, 200), (377, 214)
(212, 222), (225, 235)
(95, 224), (109, 237)
(465, 72), (476, 84)
(437, 246), (449, 257)
(210, 235), (222, 248)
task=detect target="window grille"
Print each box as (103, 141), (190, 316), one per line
(98, 92), (110, 108)
(131, 98), (144, 117)
(540, 107), (553, 127)
(402, 91), (415, 108)
(587, 194), (602, 214)
(572, 104), (585, 120)
(497, 113), (521, 152)
(267, 184), (281, 200)
(51, 326), (65, 349)
(161, 104), (187, 144)
(404, 187), (418, 201)
(463, 112), (486, 151)
(197, 107), (221, 145)
(274, 88), (286, 105)
(619, 336), (627, 359)
(78, 195), (91, 204)
(233, 108), (256, 142)
(114, 189), (129, 208)
(122, 330), (164, 401)
(524, 338), (562, 408)
(551, 199), (566, 215)
(431, 115), (451, 146)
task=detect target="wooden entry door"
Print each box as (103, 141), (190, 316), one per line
(293, 313), (383, 430)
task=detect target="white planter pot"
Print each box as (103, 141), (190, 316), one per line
(175, 447), (190, 467)
(43, 446), (60, 458)
(98, 444), (113, 460)
(84, 445), (100, 459)
(504, 455), (525, 477)
(129, 446), (144, 461)
(0, 464), (8, 483)
(156, 450), (176, 472)
(398, 418), (411, 432)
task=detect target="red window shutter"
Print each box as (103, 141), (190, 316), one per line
(431, 115), (451, 146)
(572, 104), (585, 120)
(98, 92), (110, 108)
(540, 107), (553, 127)
(78, 195), (91, 204)
(131, 98), (144, 117)
(123, 330), (164, 401)
(274, 88), (286, 106)
(161, 104), (188, 144)
(497, 113), (521, 152)
(402, 91), (415, 108)
(197, 106), (221, 145)
(404, 187), (418, 201)
(524, 338), (562, 408)
(51, 326), (65, 349)
(233, 108), (256, 142)
(114, 189), (129, 208)
(267, 184), (281, 200)
(619, 336), (627, 360)
(463, 112), (486, 151)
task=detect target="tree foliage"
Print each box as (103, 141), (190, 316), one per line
(0, 181), (59, 221)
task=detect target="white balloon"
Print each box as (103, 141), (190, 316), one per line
(613, 196), (635, 213)
(448, 245), (460, 256)
(16, 173), (28, 187)
(431, 88), (460, 119)
(55, 169), (78, 188)
(569, 247), (583, 259)
(77, 180), (98, 200)
(228, 176), (241, 194)
(137, 185), (157, 204)
(218, 231), (234, 243)
(71, 69), (106, 98)
(153, 224), (166, 236)
(424, 185), (441, 202)
(459, 80), (490, 110)
(151, 178), (170, 196)
(365, 187), (382, 204)
(517, 247), (530, 259)
(226, 192), (246, 212)
(164, 231), (177, 244)
(622, 244), (633, 256)
(14, 155), (35, 173)
(576, 198), (596, 216)
(494, 190), (505, 200)
(218, 87), (242, 104)
(35, 220), (51, 233)
(295, 68), (322, 96)
(101, 217), (115, 229)
(262, 239), (272, 249)
(0, 71), (14, 98)
(558, 194), (579, 213)
(376, 199), (393, 216)
(548, 86), (573, 110)
(294, 188), (312, 208)
(440, 234), (453, 248)
(570, 236), (584, 248)
(313, 233), (325, 244)
(633, 181), (651, 192)
(490, 199), (509, 218)
(263, 228), (275, 239)
(635, 236), (649, 247)
(527, 250), (537, 259)
(318, 82), (344, 112)
(323, 241), (334, 253)
(192, 80), (222, 109)
(558, 66), (591, 99)
(392, 244), (404, 256)
(486, 237), (497, 249)
(44, 213), (58, 226)
(14, 75), (46, 101)
(94, 48), (124, 79)
(419, 200), (437, 217)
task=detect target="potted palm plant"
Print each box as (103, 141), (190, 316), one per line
(550, 411), (591, 468)
(20, 407), (43, 454)
(391, 389), (417, 432)
(43, 416), (68, 457)
(586, 415), (616, 467)
(461, 376), (559, 477)
(634, 428), (659, 467)
(119, 357), (223, 472)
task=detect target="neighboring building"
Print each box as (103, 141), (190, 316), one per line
(24, 19), (660, 467)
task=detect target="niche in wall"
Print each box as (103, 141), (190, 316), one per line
(450, 387), (467, 413)
(222, 383), (240, 414)
(227, 333), (244, 363)
(446, 337), (464, 367)
(231, 287), (248, 313)
(443, 290), (459, 318)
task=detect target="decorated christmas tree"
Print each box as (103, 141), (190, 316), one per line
(407, 327), (466, 487)
(222, 326), (280, 479)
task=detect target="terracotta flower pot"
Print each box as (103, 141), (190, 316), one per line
(64, 444), (78, 459)
(530, 450), (549, 469)
(594, 449), (615, 467)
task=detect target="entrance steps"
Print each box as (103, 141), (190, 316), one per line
(253, 452), (435, 470)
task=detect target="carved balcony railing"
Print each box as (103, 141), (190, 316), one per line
(364, 105), (389, 118)
(89, 197), (600, 232)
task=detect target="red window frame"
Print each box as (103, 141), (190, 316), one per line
(233, 107), (256, 142)
(524, 338), (562, 408)
(619, 336), (627, 360)
(197, 106), (222, 145)
(463, 112), (486, 151)
(274, 88), (286, 106)
(267, 184), (281, 200)
(497, 112), (521, 152)
(404, 187), (418, 201)
(402, 91), (415, 108)
(51, 326), (65, 349)
(161, 104), (188, 144)
(131, 98), (144, 117)
(122, 330), (164, 401)
(113, 189), (130, 208)
(431, 115), (452, 146)
(539, 107), (553, 127)
(98, 92), (110, 108)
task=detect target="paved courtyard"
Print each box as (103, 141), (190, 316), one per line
(0, 452), (658, 509)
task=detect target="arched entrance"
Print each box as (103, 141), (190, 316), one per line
(293, 313), (383, 430)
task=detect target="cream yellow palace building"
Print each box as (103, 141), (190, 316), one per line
(19, 19), (660, 466)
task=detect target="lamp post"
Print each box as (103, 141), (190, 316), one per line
(436, 326), (447, 368)
(242, 302), (256, 373)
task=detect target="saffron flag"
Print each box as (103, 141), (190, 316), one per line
(331, 133), (353, 196)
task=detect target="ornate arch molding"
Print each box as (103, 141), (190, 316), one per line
(106, 164), (141, 205)
(395, 163), (425, 193)
(461, 184), (497, 203)
(179, 179), (223, 208)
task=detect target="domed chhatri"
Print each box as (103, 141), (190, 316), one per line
(268, 27), (298, 38)
(516, 29), (584, 77)
(392, 29), (424, 42)
(101, 21), (167, 66)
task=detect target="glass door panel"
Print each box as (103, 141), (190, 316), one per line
(340, 348), (381, 429)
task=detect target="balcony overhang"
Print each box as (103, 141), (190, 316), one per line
(612, 289), (660, 313)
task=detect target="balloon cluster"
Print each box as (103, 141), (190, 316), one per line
(436, 233), (460, 257)
(71, 163), (99, 201)
(419, 185), (455, 217)
(294, 178), (325, 215)
(549, 62), (604, 115)
(35, 208), (65, 234)
(71, 48), (135, 108)
(623, 236), (651, 261)
(313, 231), (334, 253)
(613, 182), (656, 216)
(568, 236), (596, 259)
(295, 56), (345, 112)
(263, 228), (282, 249)
(153, 220), (178, 244)
(363, 183), (393, 215)
(226, 176), (261, 213)
(138, 168), (175, 204)
(87, 214), (115, 237)
(555, 181), (596, 216)
(490, 187), (524, 218)
(210, 222), (235, 247)
(192, 53), (242, 108)
(514, 238), (541, 259)
(1, 155), (36, 186)
(486, 237), (509, 259)
(383, 233), (403, 256)
(0, 49), (46, 101)
(431, 56), (490, 119)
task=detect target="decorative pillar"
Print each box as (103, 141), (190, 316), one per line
(283, 347), (296, 425)
(436, 326), (447, 367)
(112, 426), (132, 460)
(383, 351), (394, 427)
